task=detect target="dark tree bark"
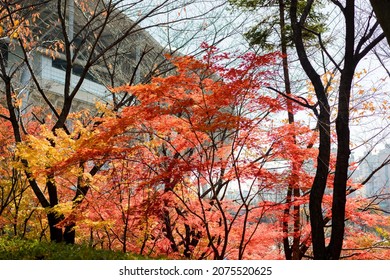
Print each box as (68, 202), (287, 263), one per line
(290, 0), (385, 259)
(327, 1), (355, 259)
(327, 0), (385, 260)
(290, 0), (330, 260)
(278, 0), (301, 260)
(370, 0), (390, 45)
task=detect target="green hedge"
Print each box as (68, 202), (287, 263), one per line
(0, 238), (150, 260)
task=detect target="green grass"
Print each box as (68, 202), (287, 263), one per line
(0, 237), (150, 260)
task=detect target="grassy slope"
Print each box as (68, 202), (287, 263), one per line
(0, 237), (153, 260)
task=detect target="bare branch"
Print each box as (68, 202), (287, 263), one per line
(355, 33), (385, 62)
(266, 86), (319, 117)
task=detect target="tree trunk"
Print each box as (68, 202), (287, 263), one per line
(327, 1), (356, 260)
(290, 0), (331, 260)
(370, 0), (390, 45)
(64, 223), (76, 244)
(309, 109), (330, 260)
(47, 212), (63, 242)
(278, 0), (302, 260)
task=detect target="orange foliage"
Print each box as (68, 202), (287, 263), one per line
(1, 44), (388, 259)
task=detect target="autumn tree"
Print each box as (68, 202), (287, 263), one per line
(289, 0), (386, 259)
(228, 0), (329, 260)
(229, 0), (390, 260)
(46, 44), (390, 259)
(0, 0), (244, 244)
(39, 47), (305, 259)
(1, 0), (389, 260)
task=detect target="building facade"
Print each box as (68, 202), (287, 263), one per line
(352, 145), (390, 212)
(1, 0), (169, 114)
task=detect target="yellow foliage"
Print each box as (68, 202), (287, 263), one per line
(11, 31), (19, 39)
(49, 201), (74, 217)
(95, 101), (116, 117)
(15, 122), (93, 180)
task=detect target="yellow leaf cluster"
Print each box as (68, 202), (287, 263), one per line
(49, 201), (74, 217)
(15, 121), (95, 179)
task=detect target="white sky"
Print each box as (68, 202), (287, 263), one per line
(121, 0), (390, 159)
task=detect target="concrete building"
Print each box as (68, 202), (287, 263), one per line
(0, 0), (169, 113)
(352, 145), (390, 212)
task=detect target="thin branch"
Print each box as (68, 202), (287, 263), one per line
(0, 113), (10, 121)
(330, 0), (345, 12)
(355, 12), (378, 55)
(303, 26), (342, 72)
(355, 33), (385, 62)
(361, 156), (390, 186)
(374, 50), (390, 77)
(266, 86), (319, 117)
(299, 0), (315, 25)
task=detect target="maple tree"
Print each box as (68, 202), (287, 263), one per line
(26, 47), (288, 259)
(0, 0), (240, 244)
(227, 0), (390, 260)
(2, 45), (389, 260)
(0, 0), (389, 260)
(229, 0), (325, 260)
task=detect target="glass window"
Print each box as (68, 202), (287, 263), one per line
(52, 57), (67, 71)
(52, 57), (99, 83)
